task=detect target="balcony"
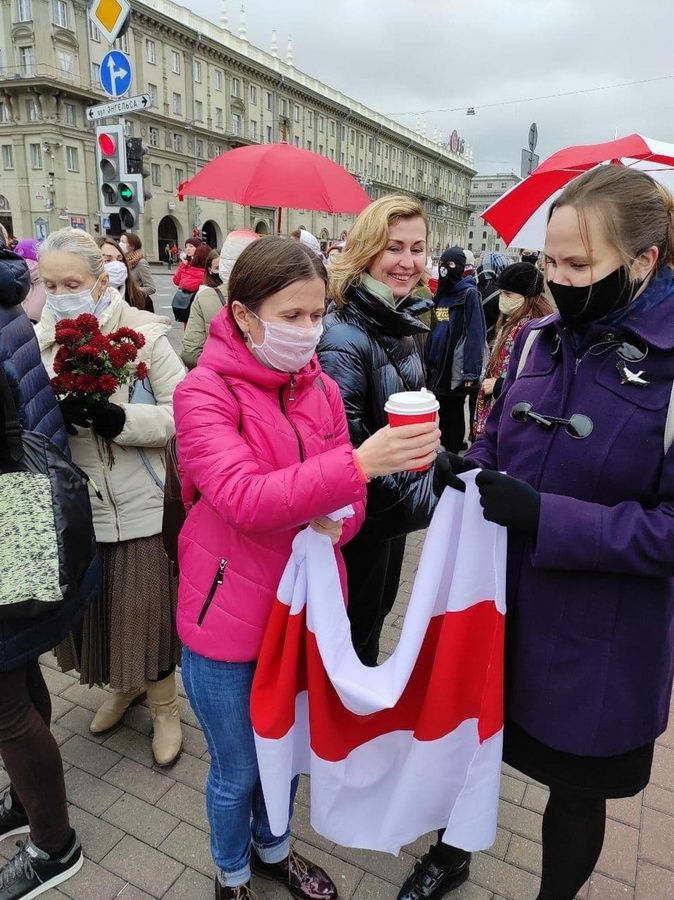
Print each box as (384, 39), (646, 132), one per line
(0, 64), (103, 101)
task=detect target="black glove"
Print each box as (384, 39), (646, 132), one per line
(475, 469), (540, 536)
(89, 401), (126, 439)
(58, 395), (92, 436)
(433, 451), (479, 495)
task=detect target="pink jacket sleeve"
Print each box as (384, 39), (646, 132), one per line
(323, 376), (366, 546)
(174, 369), (366, 535)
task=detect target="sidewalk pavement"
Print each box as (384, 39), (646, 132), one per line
(2, 538), (672, 899)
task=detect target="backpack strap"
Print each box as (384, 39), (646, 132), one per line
(665, 379), (674, 454)
(214, 287), (226, 307)
(481, 288), (501, 308)
(315, 374), (326, 394)
(516, 329), (541, 378)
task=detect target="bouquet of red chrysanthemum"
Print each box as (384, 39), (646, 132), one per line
(50, 313), (148, 405)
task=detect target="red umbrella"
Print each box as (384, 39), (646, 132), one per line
(177, 142), (371, 231)
(482, 134), (674, 249)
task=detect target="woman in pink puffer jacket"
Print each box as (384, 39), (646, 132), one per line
(173, 237), (441, 900)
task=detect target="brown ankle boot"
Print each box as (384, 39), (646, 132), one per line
(146, 672), (183, 766)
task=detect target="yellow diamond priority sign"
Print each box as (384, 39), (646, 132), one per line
(89, 0), (131, 44)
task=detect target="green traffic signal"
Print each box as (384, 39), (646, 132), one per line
(119, 183), (135, 203)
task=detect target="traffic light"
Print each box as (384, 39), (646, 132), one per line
(124, 137), (152, 210)
(96, 123), (125, 216)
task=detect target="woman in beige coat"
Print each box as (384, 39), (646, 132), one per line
(36, 228), (186, 767)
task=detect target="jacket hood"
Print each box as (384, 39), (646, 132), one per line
(0, 244), (31, 308)
(198, 303), (322, 391)
(436, 275), (476, 306)
(344, 283), (429, 338)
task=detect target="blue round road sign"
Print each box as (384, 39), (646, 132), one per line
(100, 50), (133, 99)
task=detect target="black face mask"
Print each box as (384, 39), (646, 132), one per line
(437, 262), (464, 293)
(521, 253), (539, 265)
(547, 266), (639, 327)
(210, 273), (223, 285)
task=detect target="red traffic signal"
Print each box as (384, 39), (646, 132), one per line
(97, 132), (117, 156)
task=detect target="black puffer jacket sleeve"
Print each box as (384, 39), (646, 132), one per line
(318, 320), (436, 541)
(0, 242), (31, 307)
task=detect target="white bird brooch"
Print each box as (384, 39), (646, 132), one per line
(617, 360), (650, 388)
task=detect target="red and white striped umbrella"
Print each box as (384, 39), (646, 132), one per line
(482, 134), (674, 249)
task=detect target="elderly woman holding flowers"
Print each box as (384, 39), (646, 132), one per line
(35, 228), (186, 767)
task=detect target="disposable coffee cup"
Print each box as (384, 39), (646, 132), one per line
(384, 389), (440, 472)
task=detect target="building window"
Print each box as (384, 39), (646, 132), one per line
(146, 39), (155, 64)
(25, 99), (38, 121)
(360, 134), (365, 150)
(307, 140), (312, 151)
(16, 0), (32, 22)
(330, 120), (335, 137)
(2, 145), (14, 169)
(193, 60), (202, 83)
(149, 126), (159, 147)
(481, 243), (487, 251)
(147, 83), (157, 108)
(350, 129), (355, 145)
(318, 115), (324, 133)
(368, 137), (373, 152)
(468, 231), (473, 239)
(63, 102), (76, 125)
(194, 99), (203, 121)
(56, 49), (74, 75)
(501, 182), (507, 188)
(65, 145), (79, 172)
(266, 125), (273, 143)
(487, 182), (492, 189)
(29, 143), (41, 168)
(250, 119), (257, 140)
(482, 231), (487, 239)
(306, 110), (313, 128)
(172, 133), (182, 152)
(280, 98), (288, 116)
(215, 107), (223, 129)
(232, 77), (241, 98)
(91, 62), (100, 86)
(214, 69), (223, 91)
(266, 91), (273, 111)
(172, 93), (182, 115)
(0, 103), (8, 123)
(250, 84), (257, 105)
(151, 163), (161, 186)
(171, 50), (181, 74)
(174, 168), (184, 190)
(18, 46), (34, 73)
(294, 105), (300, 123)
(52, 0), (68, 28)
(113, 32), (129, 53)
(231, 113), (242, 136)
(319, 144), (324, 155)
(295, 135), (300, 147)
(195, 139), (203, 158)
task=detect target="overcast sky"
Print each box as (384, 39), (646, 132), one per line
(191, 0), (674, 176)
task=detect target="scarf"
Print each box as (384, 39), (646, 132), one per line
(126, 249), (144, 270)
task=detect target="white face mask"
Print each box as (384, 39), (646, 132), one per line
(104, 260), (127, 285)
(45, 276), (102, 322)
(248, 311), (323, 373)
(119, 241), (129, 253)
(499, 293), (525, 316)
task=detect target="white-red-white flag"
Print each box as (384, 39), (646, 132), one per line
(251, 472), (506, 855)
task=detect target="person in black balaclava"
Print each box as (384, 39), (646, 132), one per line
(521, 249), (540, 265)
(425, 247), (486, 452)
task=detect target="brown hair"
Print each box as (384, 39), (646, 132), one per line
(123, 232), (142, 251)
(191, 243), (212, 269)
(549, 166), (674, 277)
(487, 292), (554, 377)
(229, 236), (327, 315)
(203, 249), (221, 288)
(97, 236), (145, 309)
(329, 195), (429, 305)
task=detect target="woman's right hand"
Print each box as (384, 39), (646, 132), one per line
(354, 421), (441, 478)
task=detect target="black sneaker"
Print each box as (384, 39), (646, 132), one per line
(0, 794), (28, 843)
(0, 833), (82, 899)
(397, 850), (470, 899)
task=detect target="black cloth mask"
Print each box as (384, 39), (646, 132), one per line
(210, 273), (223, 285)
(547, 266), (639, 327)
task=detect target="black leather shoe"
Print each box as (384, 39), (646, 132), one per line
(214, 879), (256, 898)
(251, 847), (337, 899)
(397, 850), (471, 899)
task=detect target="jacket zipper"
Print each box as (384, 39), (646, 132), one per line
(279, 379), (305, 461)
(197, 558), (228, 626)
(93, 438), (122, 541)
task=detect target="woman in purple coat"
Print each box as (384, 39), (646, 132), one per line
(401, 166), (674, 900)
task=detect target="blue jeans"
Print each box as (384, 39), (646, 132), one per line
(181, 648), (297, 887)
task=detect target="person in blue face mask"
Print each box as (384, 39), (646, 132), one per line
(35, 227), (188, 769)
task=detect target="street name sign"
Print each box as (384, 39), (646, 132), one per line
(88, 0), (131, 44)
(87, 93), (151, 121)
(99, 50), (132, 99)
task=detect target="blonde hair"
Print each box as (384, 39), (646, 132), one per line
(39, 227), (105, 280)
(0, 223), (8, 244)
(329, 195), (429, 305)
(549, 166), (674, 277)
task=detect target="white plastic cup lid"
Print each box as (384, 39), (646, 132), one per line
(384, 388), (439, 416)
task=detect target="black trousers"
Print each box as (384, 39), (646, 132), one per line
(0, 659), (71, 853)
(438, 389), (478, 453)
(342, 531), (406, 666)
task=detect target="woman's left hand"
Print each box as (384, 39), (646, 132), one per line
(475, 470), (540, 536)
(482, 377), (497, 397)
(310, 516), (344, 545)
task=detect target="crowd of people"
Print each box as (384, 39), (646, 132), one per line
(0, 162), (673, 900)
